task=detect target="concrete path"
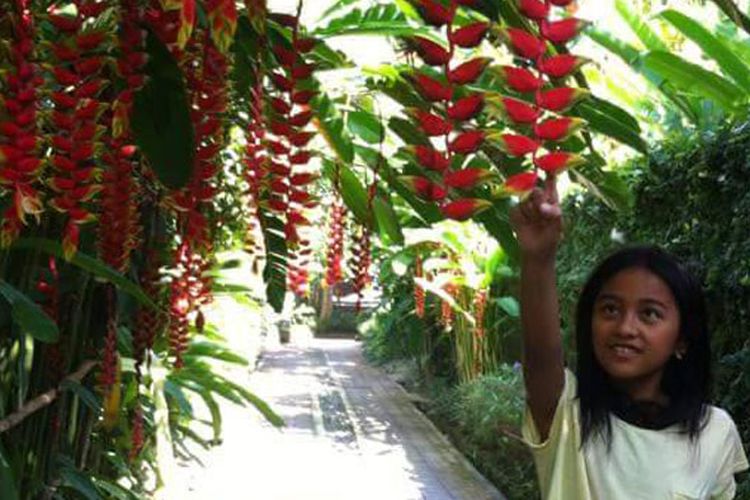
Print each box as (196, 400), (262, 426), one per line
(176, 333), (504, 500)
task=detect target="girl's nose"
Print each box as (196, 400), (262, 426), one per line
(616, 311), (639, 337)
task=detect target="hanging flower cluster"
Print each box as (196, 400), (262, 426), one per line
(288, 237), (312, 297)
(243, 76), (268, 267)
(489, 0), (589, 193)
(98, 0), (147, 274)
(414, 254), (425, 318)
(0, 0), (44, 247)
(349, 225), (371, 312)
(440, 281), (458, 329)
(168, 241), (212, 368)
(266, 11), (318, 249)
(47, 1), (112, 259)
(324, 197), (346, 290)
(399, 0), (495, 221)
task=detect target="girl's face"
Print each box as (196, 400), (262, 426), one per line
(591, 267), (685, 402)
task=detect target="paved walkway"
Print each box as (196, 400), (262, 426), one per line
(176, 333), (504, 500)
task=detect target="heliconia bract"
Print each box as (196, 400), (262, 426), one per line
(495, 66), (543, 93)
(494, 134), (540, 157)
(449, 22), (489, 48)
(534, 151), (586, 173)
(411, 37), (451, 66)
(440, 198), (492, 220)
(539, 54), (590, 78)
(399, 175), (448, 201)
(504, 172), (539, 193)
(536, 87), (589, 112)
(447, 94), (484, 121)
(443, 168), (493, 189)
(534, 117), (586, 141)
(448, 57), (491, 85)
(449, 130), (485, 154)
(541, 18), (590, 44)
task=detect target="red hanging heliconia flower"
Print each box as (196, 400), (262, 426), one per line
(440, 198), (492, 221)
(414, 255), (425, 318)
(519, 0), (550, 20)
(490, 96), (540, 124)
(447, 94), (484, 121)
(533, 117), (586, 141)
(447, 57), (491, 85)
(539, 54), (590, 78)
(410, 109), (453, 136)
(494, 133), (541, 157)
(504, 172), (539, 194)
(399, 176), (448, 202)
(499, 27), (546, 60)
(449, 130), (485, 154)
(443, 168), (493, 190)
(411, 73), (454, 102)
(536, 87), (589, 112)
(410, 145), (451, 172)
(47, 2), (112, 260)
(0, 0), (44, 247)
(417, 0), (456, 27)
(449, 22), (489, 48)
(410, 37), (451, 66)
(541, 18), (590, 44)
(494, 66), (543, 93)
(534, 151), (586, 174)
(205, 0), (238, 53)
(325, 200), (347, 289)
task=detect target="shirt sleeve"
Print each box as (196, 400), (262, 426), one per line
(710, 415), (749, 499)
(522, 368), (591, 500)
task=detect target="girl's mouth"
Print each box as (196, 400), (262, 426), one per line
(610, 344), (641, 359)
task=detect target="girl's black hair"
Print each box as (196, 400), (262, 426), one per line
(575, 246), (711, 447)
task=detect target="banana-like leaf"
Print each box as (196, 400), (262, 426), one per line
(0, 443), (19, 500)
(11, 238), (157, 310)
(373, 196), (404, 245)
(322, 159), (370, 226)
(615, 0), (670, 51)
(258, 212), (287, 313)
(348, 110), (384, 144)
(60, 464), (101, 500)
(184, 341), (250, 366)
(574, 98), (648, 154)
(658, 9), (750, 92)
(642, 51), (746, 111)
(585, 28), (700, 122)
(60, 379), (102, 412)
(131, 29), (194, 190)
(314, 4), (422, 38)
(313, 93), (355, 164)
(0, 280), (59, 343)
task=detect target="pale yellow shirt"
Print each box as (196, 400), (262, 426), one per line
(522, 369), (749, 500)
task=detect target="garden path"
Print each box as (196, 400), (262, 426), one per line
(173, 327), (505, 500)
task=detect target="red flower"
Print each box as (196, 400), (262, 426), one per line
(450, 22), (489, 48)
(502, 28), (546, 60)
(539, 54), (590, 78)
(411, 145), (451, 172)
(495, 134), (540, 157)
(534, 117), (586, 141)
(534, 151), (586, 173)
(410, 109), (453, 136)
(536, 87), (589, 112)
(399, 176), (448, 201)
(447, 94), (484, 121)
(440, 198), (492, 220)
(504, 172), (538, 194)
(449, 130), (485, 154)
(411, 37), (451, 66)
(448, 57), (491, 85)
(518, 0), (550, 20)
(443, 168), (493, 189)
(495, 66), (543, 93)
(411, 73), (453, 102)
(541, 18), (590, 44)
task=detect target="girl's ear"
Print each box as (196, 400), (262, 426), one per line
(674, 340), (688, 360)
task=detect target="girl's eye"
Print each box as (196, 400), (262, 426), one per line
(641, 308), (662, 322)
(600, 303), (618, 316)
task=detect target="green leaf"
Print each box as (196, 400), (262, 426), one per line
(323, 160), (370, 226)
(569, 165), (633, 212)
(642, 50), (746, 111)
(0, 443), (19, 500)
(60, 466), (101, 500)
(11, 238), (157, 310)
(163, 380), (194, 417)
(60, 380), (102, 413)
(495, 296), (520, 318)
(131, 29), (194, 190)
(373, 196), (404, 245)
(184, 341), (249, 366)
(0, 281), (59, 343)
(615, 0), (670, 51)
(575, 98), (648, 154)
(219, 378), (285, 428)
(388, 116), (430, 146)
(258, 212), (287, 313)
(313, 93), (354, 164)
(658, 9), (750, 92)
(92, 478), (138, 500)
(348, 110), (384, 144)
(585, 28), (701, 123)
(314, 4), (420, 38)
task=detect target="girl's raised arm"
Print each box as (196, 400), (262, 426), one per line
(510, 176), (565, 441)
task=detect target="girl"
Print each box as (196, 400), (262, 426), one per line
(510, 176), (748, 499)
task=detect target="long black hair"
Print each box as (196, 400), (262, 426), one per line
(575, 246), (711, 447)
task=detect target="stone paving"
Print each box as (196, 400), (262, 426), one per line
(176, 330), (504, 500)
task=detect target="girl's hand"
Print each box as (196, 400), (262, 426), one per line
(510, 175), (563, 261)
